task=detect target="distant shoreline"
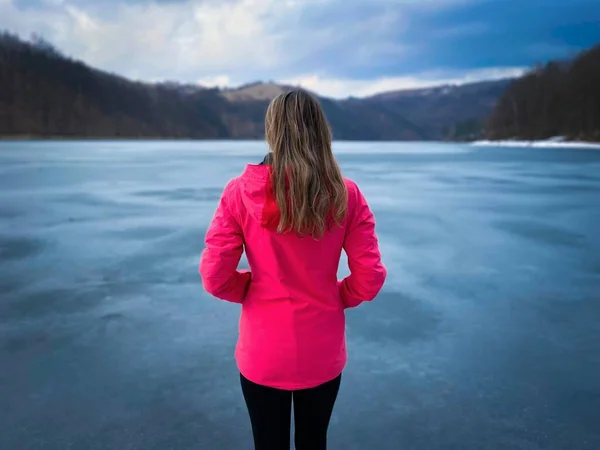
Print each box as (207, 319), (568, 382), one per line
(2, 136), (599, 147)
(0, 135), (260, 141)
(471, 138), (600, 149)
(0, 135), (422, 142)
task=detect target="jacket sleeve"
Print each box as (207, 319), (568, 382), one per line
(199, 184), (251, 303)
(339, 183), (387, 308)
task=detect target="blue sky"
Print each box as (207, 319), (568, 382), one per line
(1, 0), (599, 97)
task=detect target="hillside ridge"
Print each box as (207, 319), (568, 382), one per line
(0, 31), (515, 141)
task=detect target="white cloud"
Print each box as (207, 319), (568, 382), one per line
(0, 0), (416, 82)
(0, 0), (305, 80)
(197, 75), (232, 89)
(0, 0), (524, 98)
(283, 67), (527, 99)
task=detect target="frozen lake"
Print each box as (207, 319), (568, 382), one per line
(1, 140), (599, 449)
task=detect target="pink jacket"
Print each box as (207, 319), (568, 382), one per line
(199, 163), (386, 390)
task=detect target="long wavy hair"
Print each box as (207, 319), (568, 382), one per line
(265, 89), (347, 238)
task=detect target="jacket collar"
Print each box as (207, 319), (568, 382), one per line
(260, 152), (273, 165)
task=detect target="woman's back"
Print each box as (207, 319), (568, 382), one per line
(201, 160), (385, 389)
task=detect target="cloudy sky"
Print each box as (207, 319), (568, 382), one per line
(2, 0), (599, 98)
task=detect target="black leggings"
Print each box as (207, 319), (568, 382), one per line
(240, 373), (342, 450)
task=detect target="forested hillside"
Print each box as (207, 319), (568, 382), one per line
(0, 33), (233, 138)
(366, 79), (513, 141)
(7, 32), (597, 143)
(0, 32), (426, 140)
(486, 44), (600, 142)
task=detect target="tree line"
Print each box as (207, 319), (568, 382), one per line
(0, 32), (425, 140)
(0, 32), (232, 138)
(3, 30), (597, 142)
(486, 43), (600, 142)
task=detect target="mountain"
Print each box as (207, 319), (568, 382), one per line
(0, 33), (234, 139)
(222, 82), (293, 101)
(365, 79), (514, 140)
(486, 43), (600, 142)
(220, 80), (513, 140)
(0, 31), (510, 141)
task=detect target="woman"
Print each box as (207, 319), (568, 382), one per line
(199, 90), (386, 450)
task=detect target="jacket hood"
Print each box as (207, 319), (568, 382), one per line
(239, 163), (280, 231)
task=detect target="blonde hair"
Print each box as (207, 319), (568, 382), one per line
(265, 90), (347, 238)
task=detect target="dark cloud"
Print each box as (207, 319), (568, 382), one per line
(280, 0), (600, 79)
